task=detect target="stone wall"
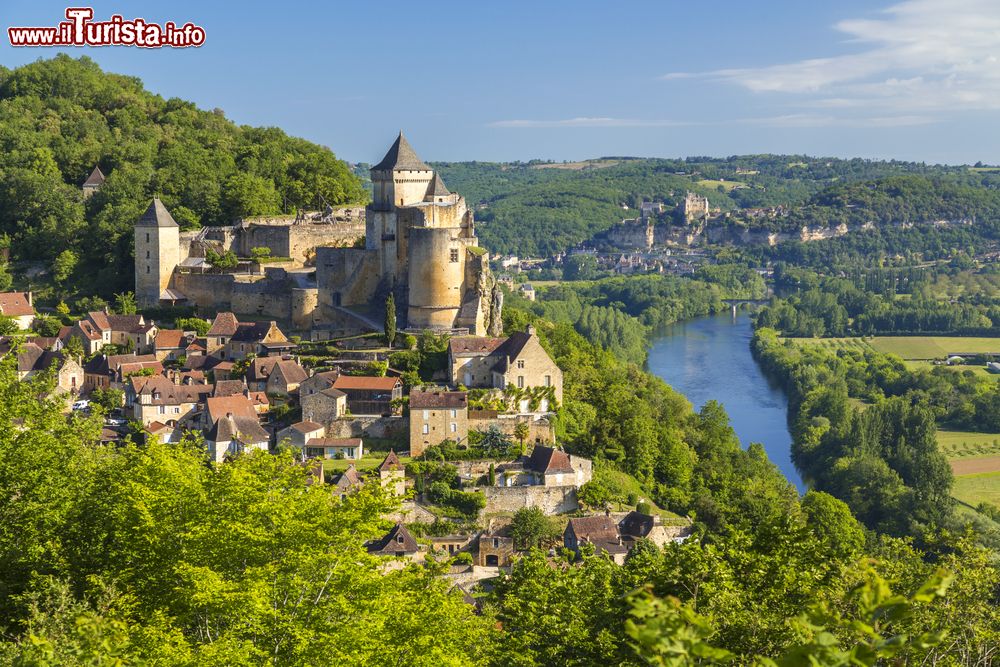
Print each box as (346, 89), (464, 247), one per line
(468, 414), (555, 444)
(324, 415), (407, 441)
(240, 221), (365, 264)
(481, 485), (579, 514)
(315, 247), (381, 308)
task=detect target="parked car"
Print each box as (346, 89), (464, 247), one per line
(71, 399), (90, 411)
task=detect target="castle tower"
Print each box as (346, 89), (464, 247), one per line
(134, 198), (180, 310)
(367, 132), (435, 280)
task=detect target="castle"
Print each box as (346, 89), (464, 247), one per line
(134, 133), (502, 336)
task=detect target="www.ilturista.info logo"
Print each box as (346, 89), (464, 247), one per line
(8, 8), (205, 48)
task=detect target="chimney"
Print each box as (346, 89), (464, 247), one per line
(526, 324), (536, 336)
(26, 291), (32, 307)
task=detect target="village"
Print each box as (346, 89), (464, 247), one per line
(0, 135), (692, 597)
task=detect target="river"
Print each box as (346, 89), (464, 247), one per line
(647, 311), (805, 491)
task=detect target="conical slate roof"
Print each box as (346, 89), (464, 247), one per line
(136, 198), (178, 228)
(425, 172), (451, 198)
(83, 166), (105, 187)
(372, 132), (432, 172)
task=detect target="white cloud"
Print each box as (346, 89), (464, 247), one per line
(674, 0), (1000, 114)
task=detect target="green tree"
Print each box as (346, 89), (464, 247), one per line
(175, 317), (210, 336)
(513, 421), (530, 455)
(510, 507), (557, 550)
(0, 315), (18, 335)
(384, 292), (397, 348)
(51, 249), (78, 284)
(113, 291), (137, 315)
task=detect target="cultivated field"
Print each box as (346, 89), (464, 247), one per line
(938, 430), (1000, 459)
(696, 178), (746, 192)
(953, 471), (1000, 508)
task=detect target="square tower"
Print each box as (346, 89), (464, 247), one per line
(134, 198), (180, 310)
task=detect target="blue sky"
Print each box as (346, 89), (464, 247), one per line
(1, 0), (998, 164)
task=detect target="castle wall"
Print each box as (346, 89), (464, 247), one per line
(315, 247), (381, 308)
(240, 222), (364, 264)
(173, 273), (235, 312)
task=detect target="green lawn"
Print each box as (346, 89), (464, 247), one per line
(323, 453), (411, 474)
(904, 360), (996, 379)
(938, 430), (1000, 460)
(953, 471), (1000, 508)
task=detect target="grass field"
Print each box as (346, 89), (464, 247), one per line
(323, 453), (411, 474)
(696, 178), (746, 192)
(868, 336), (1000, 359)
(953, 471), (1000, 508)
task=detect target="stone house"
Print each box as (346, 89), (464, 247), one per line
(332, 375), (402, 415)
(226, 320), (291, 361)
(205, 413), (270, 463)
(300, 386), (347, 424)
(276, 420), (326, 450)
(0, 291), (34, 329)
(65, 312), (157, 356)
(564, 515), (629, 564)
(264, 359), (308, 397)
(15, 344), (84, 396)
(475, 533), (514, 567)
(447, 325), (562, 411)
(204, 394), (259, 428)
(153, 329), (188, 362)
(497, 445), (592, 488)
(126, 375), (212, 426)
(408, 387), (468, 457)
(83, 353), (158, 391)
(429, 534), (474, 557)
(82, 166), (105, 199)
(331, 464), (364, 499)
(367, 523), (419, 558)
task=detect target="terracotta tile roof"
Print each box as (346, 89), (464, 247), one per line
(118, 360), (163, 377)
(248, 356), (281, 381)
(333, 375), (401, 391)
(105, 314), (144, 333)
(567, 516), (621, 544)
(527, 445), (574, 475)
(205, 394), (257, 423)
(448, 336), (505, 356)
(409, 388), (468, 409)
(212, 380), (247, 397)
(207, 312), (239, 337)
(87, 311), (111, 331)
(0, 292), (33, 317)
(307, 437), (362, 448)
(291, 420), (323, 433)
(271, 359), (307, 385)
(129, 375), (212, 405)
(155, 329), (185, 349)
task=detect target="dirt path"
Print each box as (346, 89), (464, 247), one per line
(951, 456), (1000, 476)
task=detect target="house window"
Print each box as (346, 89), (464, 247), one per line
(517, 360), (525, 369)
(450, 409), (457, 418)
(422, 424), (429, 435)
(544, 375), (551, 387)
(145, 250), (150, 259)
(422, 410), (429, 420)
(145, 233), (149, 242)
(517, 376), (524, 389)
(158, 406), (164, 415)
(450, 422), (457, 433)
(449, 248), (459, 263)
(146, 266), (150, 274)
(397, 535), (404, 544)
(492, 538), (499, 548)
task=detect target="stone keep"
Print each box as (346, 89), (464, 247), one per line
(317, 132), (500, 334)
(134, 198), (180, 310)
